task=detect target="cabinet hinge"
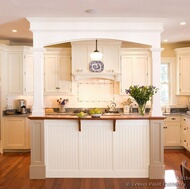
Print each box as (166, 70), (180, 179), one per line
(179, 57), (181, 61)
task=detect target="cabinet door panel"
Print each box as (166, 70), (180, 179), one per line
(103, 45), (120, 72)
(58, 56), (71, 93)
(44, 56), (57, 93)
(179, 56), (190, 94)
(4, 118), (26, 149)
(8, 53), (23, 94)
(164, 123), (181, 146)
(133, 56), (148, 86)
(72, 46), (89, 72)
(121, 56), (133, 93)
(24, 54), (34, 94)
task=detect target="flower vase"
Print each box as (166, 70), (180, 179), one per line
(59, 105), (66, 113)
(138, 104), (146, 116)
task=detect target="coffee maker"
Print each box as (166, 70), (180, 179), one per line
(17, 99), (27, 114)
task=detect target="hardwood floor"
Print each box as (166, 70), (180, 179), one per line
(0, 149), (190, 189)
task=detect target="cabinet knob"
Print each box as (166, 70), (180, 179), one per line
(171, 118), (176, 120)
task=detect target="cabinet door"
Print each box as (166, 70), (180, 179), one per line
(72, 45), (89, 72)
(44, 55), (58, 93)
(8, 53), (23, 94)
(164, 116), (181, 147)
(165, 125), (181, 146)
(24, 54), (34, 94)
(0, 52), (1, 83)
(102, 45), (120, 72)
(120, 55), (149, 94)
(178, 56), (190, 94)
(3, 117), (27, 149)
(120, 56), (133, 94)
(57, 56), (72, 93)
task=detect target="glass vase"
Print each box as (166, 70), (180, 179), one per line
(138, 104), (146, 116)
(59, 105), (66, 113)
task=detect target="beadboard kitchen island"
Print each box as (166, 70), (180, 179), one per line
(28, 114), (165, 179)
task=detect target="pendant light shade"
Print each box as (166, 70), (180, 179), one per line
(90, 40), (103, 60)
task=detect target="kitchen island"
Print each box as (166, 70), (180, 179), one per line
(28, 114), (165, 179)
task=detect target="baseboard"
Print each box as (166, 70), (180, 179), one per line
(164, 146), (184, 150)
(0, 140), (2, 154)
(3, 149), (30, 153)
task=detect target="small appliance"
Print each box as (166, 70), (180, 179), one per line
(17, 99), (27, 114)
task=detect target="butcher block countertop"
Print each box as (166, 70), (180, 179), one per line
(28, 113), (166, 120)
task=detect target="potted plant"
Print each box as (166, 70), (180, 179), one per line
(125, 85), (158, 115)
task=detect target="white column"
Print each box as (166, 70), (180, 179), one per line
(150, 48), (163, 116)
(32, 48), (45, 116)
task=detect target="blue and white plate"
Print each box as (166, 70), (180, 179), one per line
(89, 61), (104, 72)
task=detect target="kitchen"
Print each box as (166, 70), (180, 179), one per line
(1, 17), (190, 181)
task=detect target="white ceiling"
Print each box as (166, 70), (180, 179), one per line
(0, 0), (190, 44)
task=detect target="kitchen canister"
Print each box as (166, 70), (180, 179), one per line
(123, 105), (131, 114)
(166, 106), (170, 113)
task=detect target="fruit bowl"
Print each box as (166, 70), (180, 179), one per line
(77, 112), (87, 118)
(91, 114), (102, 118)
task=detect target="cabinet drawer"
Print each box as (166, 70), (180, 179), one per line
(181, 116), (190, 125)
(165, 116), (180, 122)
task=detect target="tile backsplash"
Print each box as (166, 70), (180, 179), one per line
(77, 80), (114, 103)
(5, 78), (190, 110)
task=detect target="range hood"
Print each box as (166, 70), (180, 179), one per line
(72, 72), (121, 81)
(71, 40), (122, 82)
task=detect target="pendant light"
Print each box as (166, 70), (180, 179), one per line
(90, 40), (103, 60)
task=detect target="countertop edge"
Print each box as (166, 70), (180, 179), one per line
(27, 114), (166, 120)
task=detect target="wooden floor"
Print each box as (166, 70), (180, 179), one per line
(0, 149), (190, 189)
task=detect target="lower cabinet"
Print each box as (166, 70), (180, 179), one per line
(181, 116), (190, 151)
(164, 116), (181, 147)
(3, 117), (30, 150)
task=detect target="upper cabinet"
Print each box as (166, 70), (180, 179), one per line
(71, 40), (121, 81)
(44, 48), (72, 94)
(8, 52), (23, 94)
(7, 46), (33, 95)
(23, 53), (34, 94)
(120, 49), (151, 94)
(175, 48), (190, 95)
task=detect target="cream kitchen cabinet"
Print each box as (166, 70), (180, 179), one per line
(181, 116), (190, 151)
(163, 115), (181, 147)
(7, 46), (33, 95)
(175, 48), (190, 95)
(3, 117), (30, 150)
(120, 49), (151, 94)
(23, 53), (34, 94)
(44, 48), (72, 94)
(71, 40), (121, 76)
(8, 52), (23, 94)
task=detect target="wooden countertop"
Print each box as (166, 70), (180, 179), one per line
(28, 113), (166, 120)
